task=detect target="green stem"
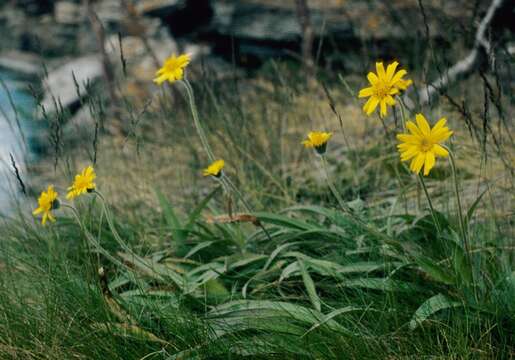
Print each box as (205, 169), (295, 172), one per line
(445, 147), (470, 258)
(180, 79), (216, 163)
(418, 174), (442, 236)
(397, 96), (408, 132)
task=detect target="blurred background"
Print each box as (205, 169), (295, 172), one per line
(0, 0), (513, 214)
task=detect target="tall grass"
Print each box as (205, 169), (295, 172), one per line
(1, 53), (513, 359)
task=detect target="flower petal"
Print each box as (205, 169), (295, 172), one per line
(358, 86), (374, 98)
(423, 151), (435, 176)
(406, 121), (423, 137)
(367, 72), (378, 85)
(364, 96), (379, 115)
(432, 144), (449, 157)
(415, 114), (431, 136)
(411, 152), (425, 174)
(386, 61), (399, 81)
(376, 62), (386, 80)
(391, 69), (407, 84)
(380, 100), (387, 117)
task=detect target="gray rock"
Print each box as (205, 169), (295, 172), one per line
(0, 50), (42, 75)
(54, 1), (83, 25)
(210, 1), (352, 42)
(40, 54), (103, 116)
(62, 105), (96, 143)
(136, 0), (186, 17)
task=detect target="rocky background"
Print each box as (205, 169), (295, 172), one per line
(0, 0), (513, 152)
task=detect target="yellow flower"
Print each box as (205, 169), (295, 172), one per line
(153, 54), (191, 85)
(67, 166), (96, 200)
(302, 131), (332, 154)
(33, 185), (59, 225)
(358, 61), (412, 117)
(396, 114), (453, 176)
(203, 159), (224, 178)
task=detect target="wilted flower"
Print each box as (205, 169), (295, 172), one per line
(302, 131), (332, 155)
(397, 114), (453, 176)
(33, 185), (59, 225)
(67, 166), (96, 200)
(203, 159), (225, 178)
(153, 54), (191, 85)
(358, 61), (412, 117)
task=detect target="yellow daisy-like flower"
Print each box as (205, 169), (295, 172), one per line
(33, 185), (59, 225)
(67, 166), (96, 200)
(153, 54), (191, 85)
(396, 114), (453, 176)
(203, 159), (225, 178)
(302, 131), (332, 155)
(358, 61), (412, 117)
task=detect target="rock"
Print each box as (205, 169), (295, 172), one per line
(40, 55), (103, 116)
(136, 0), (186, 17)
(62, 105), (96, 143)
(0, 50), (41, 76)
(210, 1), (352, 42)
(54, 1), (83, 24)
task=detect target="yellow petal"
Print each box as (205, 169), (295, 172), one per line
(358, 86), (374, 98)
(386, 61), (399, 81)
(391, 69), (407, 84)
(367, 72), (379, 85)
(380, 100), (387, 117)
(397, 134), (418, 143)
(431, 117), (447, 133)
(376, 62), (386, 80)
(364, 96), (379, 115)
(430, 129), (453, 143)
(415, 114), (431, 136)
(432, 144), (449, 157)
(423, 152), (435, 176)
(411, 152), (425, 174)
(406, 121), (423, 137)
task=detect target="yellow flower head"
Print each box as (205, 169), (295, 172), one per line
(33, 185), (59, 225)
(153, 54), (191, 85)
(302, 131), (332, 155)
(396, 114), (453, 176)
(203, 159), (225, 178)
(358, 61), (412, 117)
(67, 166), (96, 200)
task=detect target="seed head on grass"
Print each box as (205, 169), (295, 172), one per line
(302, 131), (332, 155)
(358, 61), (412, 117)
(33, 185), (59, 225)
(66, 166), (96, 200)
(203, 159), (225, 178)
(396, 114), (453, 176)
(153, 54), (191, 85)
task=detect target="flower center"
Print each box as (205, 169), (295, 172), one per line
(374, 82), (391, 99)
(419, 138), (433, 152)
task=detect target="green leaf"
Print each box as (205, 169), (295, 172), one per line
(263, 242), (301, 271)
(185, 186), (221, 231)
(156, 188), (186, 243)
(303, 306), (368, 336)
(298, 259), (322, 311)
(253, 212), (319, 231)
(409, 293), (462, 330)
(417, 257), (455, 285)
(465, 188), (488, 228)
(339, 278), (421, 292)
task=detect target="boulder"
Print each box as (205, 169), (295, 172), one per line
(135, 0), (186, 17)
(39, 55), (103, 116)
(0, 50), (41, 76)
(54, 1), (83, 25)
(61, 105), (96, 143)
